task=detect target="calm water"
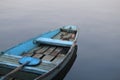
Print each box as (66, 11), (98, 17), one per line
(0, 0), (120, 80)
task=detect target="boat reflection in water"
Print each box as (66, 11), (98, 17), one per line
(52, 45), (78, 80)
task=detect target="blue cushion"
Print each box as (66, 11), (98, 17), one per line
(35, 37), (73, 47)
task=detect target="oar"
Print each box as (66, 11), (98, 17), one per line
(0, 56), (41, 80)
(0, 61), (30, 80)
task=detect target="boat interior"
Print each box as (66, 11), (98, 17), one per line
(22, 27), (77, 63)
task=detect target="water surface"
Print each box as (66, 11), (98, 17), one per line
(0, 0), (120, 80)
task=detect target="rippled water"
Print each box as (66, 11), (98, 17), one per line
(0, 0), (120, 80)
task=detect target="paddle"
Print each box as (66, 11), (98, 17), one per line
(0, 56), (41, 80)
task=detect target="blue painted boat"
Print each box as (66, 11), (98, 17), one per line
(0, 25), (78, 80)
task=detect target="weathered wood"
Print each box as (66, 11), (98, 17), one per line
(42, 55), (54, 61)
(50, 47), (63, 56)
(32, 46), (51, 58)
(53, 31), (76, 41)
(23, 46), (49, 58)
(29, 46), (43, 53)
(0, 55), (56, 72)
(43, 47), (56, 55)
(33, 54), (43, 58)
(53, 32), (64, 39)
(22, 46), (42, 56)
(35, 46), (49, 54)
(52, 54), (65, 64)
(57, 53), (65, 57)
(42, 47), (63, 61)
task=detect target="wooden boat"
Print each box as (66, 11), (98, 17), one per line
(0, 25), (78, 80)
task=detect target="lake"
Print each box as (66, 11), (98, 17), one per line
(0, 0), (120, 80)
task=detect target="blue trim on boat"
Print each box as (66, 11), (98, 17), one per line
(40, 29), (60, 38)
(2, 29), (60, 56)
(5, 40), (36, 56)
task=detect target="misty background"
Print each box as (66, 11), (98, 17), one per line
(0, 0), (120, 80)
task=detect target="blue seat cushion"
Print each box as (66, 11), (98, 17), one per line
(35, 37), (73, 47)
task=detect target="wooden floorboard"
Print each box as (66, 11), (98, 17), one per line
(36, 62), (56, 71)
(53, 31), (75, 41)
(22, 46), (42, 56)
(53, 32), (64, 39)
(35, 46), (49, 54)
(42, 55), (54, 61)
(43, 47), (56, 55)
(29, 46), (43, 53)
(33, 53), (43, 58)
(52, 54), (65, 64)
(42, 47), (63, 61)
(50, 47), (63, 56)
(0, 55), (56, 71)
